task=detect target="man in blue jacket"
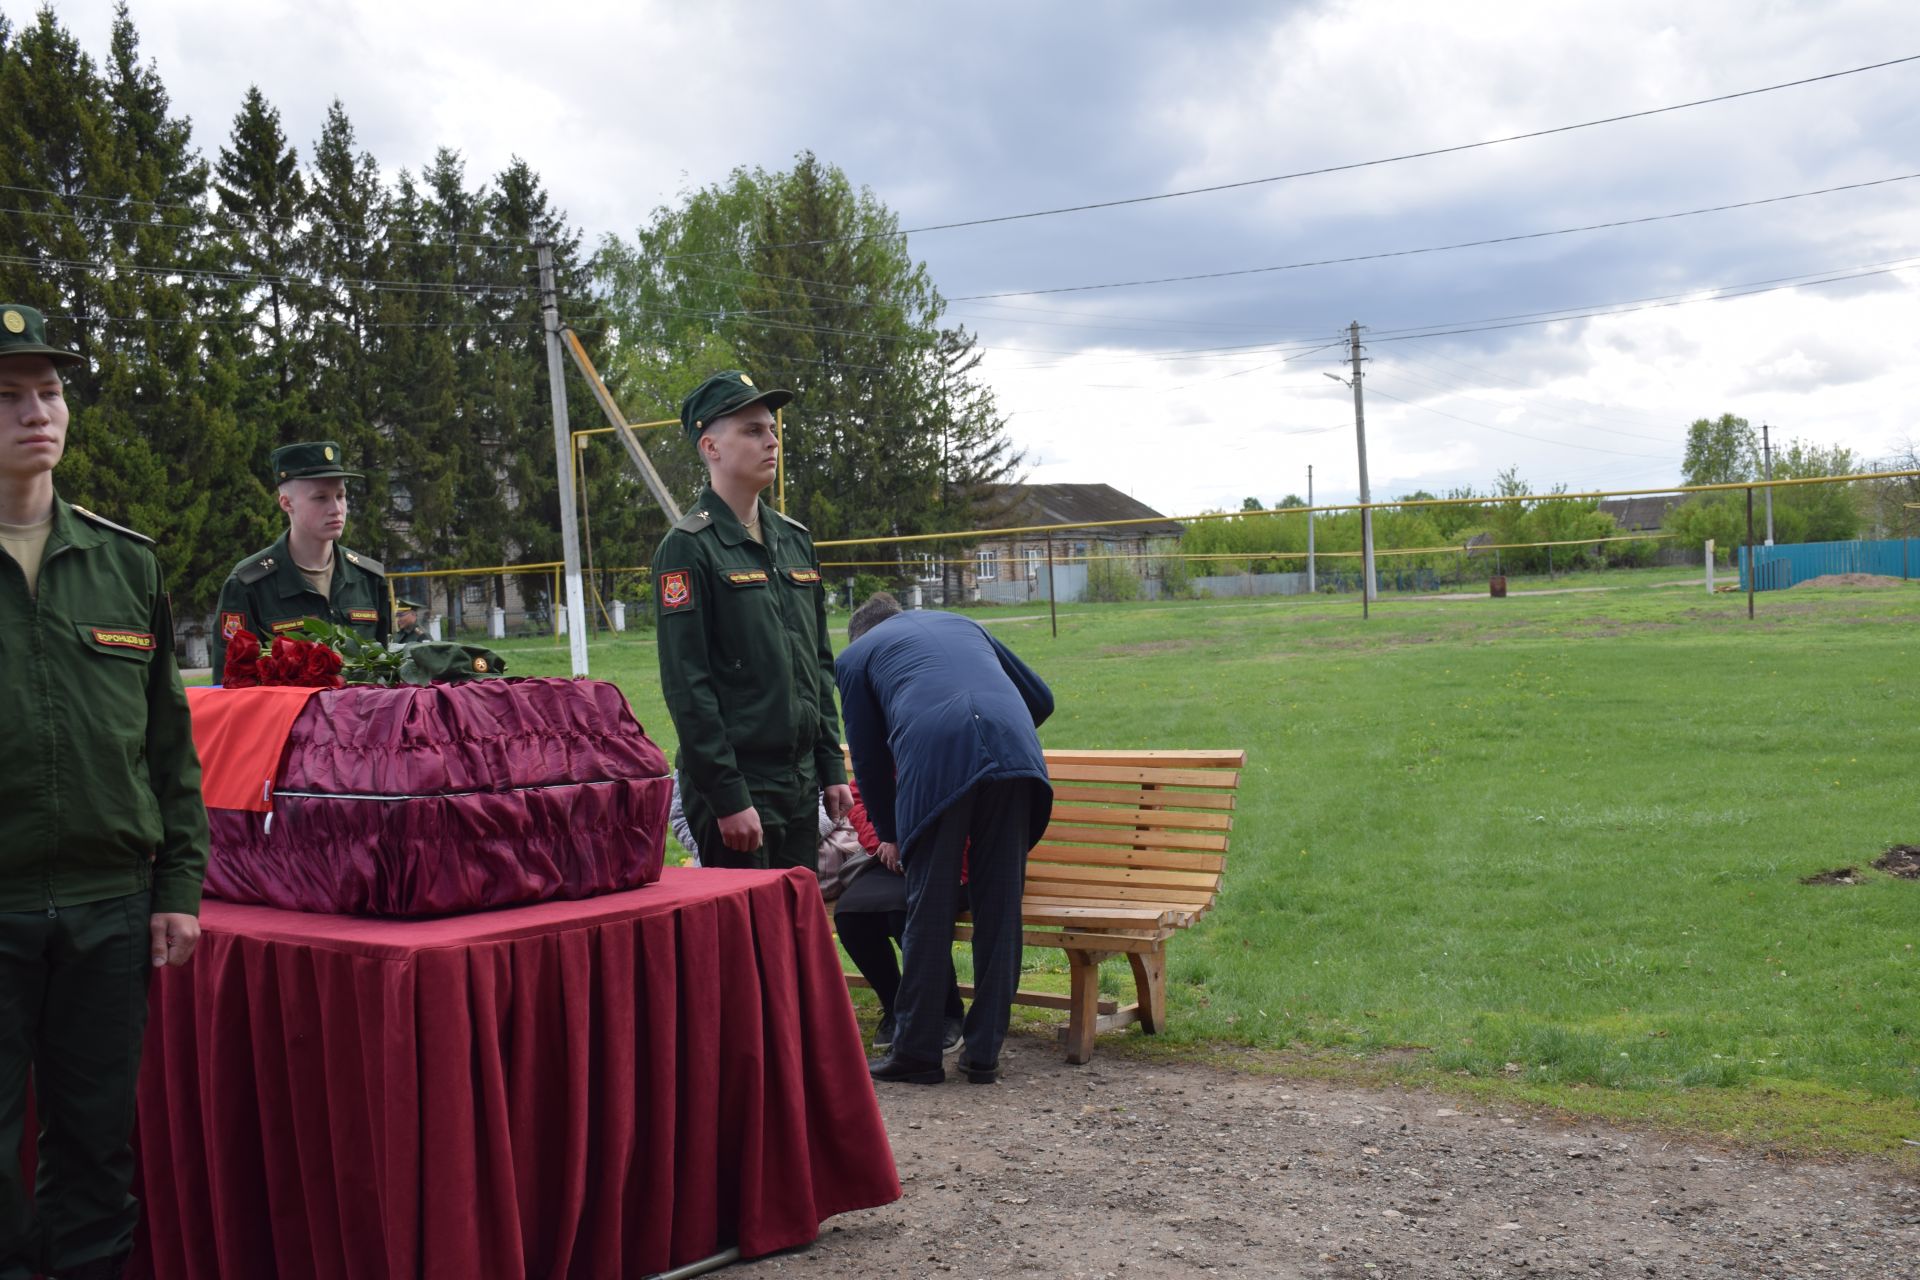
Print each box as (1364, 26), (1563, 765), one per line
(836, 592), (1053, 1085)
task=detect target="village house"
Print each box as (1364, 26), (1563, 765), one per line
(917, 483), (1185, 605)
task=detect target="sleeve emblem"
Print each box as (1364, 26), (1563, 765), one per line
(220, 611), (246, 641)
(660, 570), (693, 610)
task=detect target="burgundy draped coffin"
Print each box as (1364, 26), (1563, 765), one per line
(198, 679), (671, 916)
(16, 870), (904, 1278)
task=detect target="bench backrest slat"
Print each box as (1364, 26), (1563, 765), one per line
(1047, 805), (1234, 833)
(1028, 844), (1226, 874)
(1049, 784), (1238, 812)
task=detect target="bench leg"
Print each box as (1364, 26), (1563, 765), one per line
(1063, 948), (1110, 1065)
(1127, 949), (1167, 1035)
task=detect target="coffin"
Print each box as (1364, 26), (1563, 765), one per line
(197, 679), (671, 916)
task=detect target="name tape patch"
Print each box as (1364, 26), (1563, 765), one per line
(346, 608), (378, 623)
(270, 619), (307, 634)
(785, 568), (821, 585)
(91, 628), (155, 652)
(723, 570), (770, 586)
(659, 570), (692, 611)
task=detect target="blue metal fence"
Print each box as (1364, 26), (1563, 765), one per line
(1738, 538), (1920, 590)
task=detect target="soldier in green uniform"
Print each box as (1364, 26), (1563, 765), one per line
(0, 304), (208, 1280)
(210, 440), (389, 677)
(654, 370), (851, 870)
(392, 596), (426, 644)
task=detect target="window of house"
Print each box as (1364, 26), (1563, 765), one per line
(1024, 547), (1044, 579)
(916, 554), (939, 582)
(977, 549), (998, 581)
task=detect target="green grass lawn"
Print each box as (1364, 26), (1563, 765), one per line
(478, 579), (1920, 1155)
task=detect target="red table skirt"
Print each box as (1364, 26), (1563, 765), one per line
(128, 867), (900, 1279)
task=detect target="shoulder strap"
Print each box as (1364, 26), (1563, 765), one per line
(674, 506), (717, 534)
(339, 546), (385, 576)
(69, 504), (154, 545)
(235, 554), (278, 585)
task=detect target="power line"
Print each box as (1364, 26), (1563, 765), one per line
(681, 54), (1920, 253)
(949, 173), (1920, 300)
(1370, 258), (1920, 343)
(1378, 362), (1676, 444)
(1367, 383), (1678, 458)
(0, 252), (537, 298)
(0, 181), (545, 252)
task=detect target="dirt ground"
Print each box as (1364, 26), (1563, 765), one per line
(744, 1037), (1920, 1279)
(1793, 574), (1907, 589)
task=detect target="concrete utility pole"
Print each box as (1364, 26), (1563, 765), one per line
(537, 242), (591, 678)
(1348, 321), (1376, 603)
(1761, 422), (1775, 546)
(1306, 464), (1316, 593)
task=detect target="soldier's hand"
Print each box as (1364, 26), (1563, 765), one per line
(877, 842), (901, 874)
(823, 783), (853, 823)
(717, 806), (764, 853)
(150, 912), (201, 968)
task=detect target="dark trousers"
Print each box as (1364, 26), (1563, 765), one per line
(683, 757), (820, 871)
(834, 869), (963, 1022)
(1, 893), (152, 1280)
(896, 778), (1040, 1068)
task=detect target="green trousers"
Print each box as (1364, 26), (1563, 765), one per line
(0, 893), (152, 1280)
(683, 758), (821, 871)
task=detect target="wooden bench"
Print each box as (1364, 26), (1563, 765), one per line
(841, 748), (1245, 1064)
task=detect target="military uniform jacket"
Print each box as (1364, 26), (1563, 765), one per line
(211, 531), (389, 676)
(0, 497), (209, 915)
(654, 486), (848, 820)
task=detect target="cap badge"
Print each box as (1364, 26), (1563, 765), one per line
(324, 446), (335, 460)
(2, 310), (24, 334)
(739, 374), (754, 386)
(472, 658), (489, 673)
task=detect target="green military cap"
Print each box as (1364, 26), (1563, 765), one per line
(395, 596), (424, 612)
(398, 641), (508, 683)
(679, 369), (793, 444)
(271, 440), (363, 483)
(0, 304), (84, 368)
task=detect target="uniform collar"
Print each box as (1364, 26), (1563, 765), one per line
(268, 531), (335, 600)
(47, 495), (105, 552)
(696, 486), (776, 549)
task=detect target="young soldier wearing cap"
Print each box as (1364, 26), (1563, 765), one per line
(392, 596), (427, 644)
(0, 303), (208, 1280)
(210, 440), (389, 677)
(654, 370), (852, 869)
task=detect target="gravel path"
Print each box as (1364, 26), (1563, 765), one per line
(744, 1036), (1920, 1279)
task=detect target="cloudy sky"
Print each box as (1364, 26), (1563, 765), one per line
(26, 0), (1920, 515)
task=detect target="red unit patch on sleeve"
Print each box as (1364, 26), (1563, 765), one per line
(220, 611), (245, 640)
(659, 570), (693, 611)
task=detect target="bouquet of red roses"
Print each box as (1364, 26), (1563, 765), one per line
(222, 629), (345, 689)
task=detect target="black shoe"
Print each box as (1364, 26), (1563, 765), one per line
(868, 1052), (945, 1085)
(941, 1016), (964, 1054)
(872, 1012), (896, 1052)
(956, 1056), (999, 1084)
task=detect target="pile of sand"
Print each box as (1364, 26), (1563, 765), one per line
(1791, 573), (1907, 589)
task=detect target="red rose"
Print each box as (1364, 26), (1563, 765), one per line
(222, 629), (264, 688)
(298, 644), (344, 688)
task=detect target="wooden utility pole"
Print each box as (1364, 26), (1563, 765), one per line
(537, 242), (590, 676)
(1306, 464), (1316, 593)
(1349, 322), (1376, 606)
(1761, 422), (1775, 546)
(559, 328), (682, 523)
